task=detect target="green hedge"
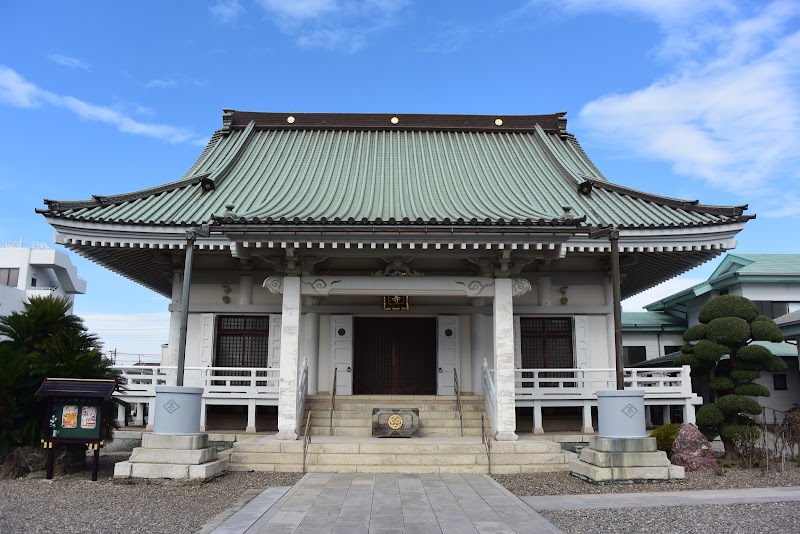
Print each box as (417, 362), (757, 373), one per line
(651, 423), (683, 456)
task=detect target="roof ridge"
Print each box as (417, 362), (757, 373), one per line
(221, 109), (572, 136)
(590, 180), (750, 216)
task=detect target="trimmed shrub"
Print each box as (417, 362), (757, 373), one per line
(751, 320), (783, 342)
(730, 370), (761, 381)
(651, 423), (683, 457)
(720, 424), (759, 443)
(732, 359), (763, 371)
(734, 383), (771, 397)
(706, 317), (750, 345)
(709, 377), (735, 392)
(675, 353), (702, 367)
(696, 404), (724, 429)
(715, 394), (762, 415)
(683, 324), (708, 341)
(737, 344), (773, 363)
(765, 357), (788, 373)
(752, 315), (773, 323)
(693, 340), (729, 363)
(698, 295), (758, 323)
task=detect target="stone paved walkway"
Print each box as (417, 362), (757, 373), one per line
(522, 486), (800, 510)
(211, 473), (562, 533)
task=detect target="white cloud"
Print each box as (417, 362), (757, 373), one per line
(145, 79), (178, 89)
(622, 276), (706, 312)
(258, 0), (408, 52)
(259, 0), (337, 20)
(48, 53), (90, 70)
(81, 312), (169, 364)
(210, 0), (244, 23)
(0, 65), (203, 144)
(533, 1), (800, 211)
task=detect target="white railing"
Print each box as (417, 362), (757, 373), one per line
(514, 366), (693, 398)
(482, 358), (497, 433)
(113, 365), (280, 399)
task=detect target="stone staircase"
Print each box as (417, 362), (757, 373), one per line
(224, 395), (575, 474)
(304, 394), (484, 437)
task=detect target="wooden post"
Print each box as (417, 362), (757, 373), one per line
(45, 446), (54, 480)
(609, 230), (624, 390)
(91, 447), (100, 481)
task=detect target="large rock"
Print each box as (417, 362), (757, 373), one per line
(670, 424), (718, 472)
(0, 446), (86, 479)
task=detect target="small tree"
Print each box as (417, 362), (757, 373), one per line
(676, 295), (786, 459)
(0, 296), (119, 456)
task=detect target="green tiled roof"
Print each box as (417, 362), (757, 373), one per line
(622, 312), (686, 329)
(41, 111), (750, 229)
(710, 254), (800, 278)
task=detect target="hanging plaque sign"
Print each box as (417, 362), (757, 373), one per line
(383, 295), (409, 310)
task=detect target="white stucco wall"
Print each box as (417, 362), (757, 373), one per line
(755, 367), (800, 416)
(623, 332), (685, 360)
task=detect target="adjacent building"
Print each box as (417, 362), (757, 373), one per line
(0, 241), (86, 315)
(39, 110), (753, 438)
(625, 254), (800, 417)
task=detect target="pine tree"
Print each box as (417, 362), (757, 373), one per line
(676, 295), (786, 459)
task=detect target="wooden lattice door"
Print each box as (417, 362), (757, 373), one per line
(353, 318), (436, 395)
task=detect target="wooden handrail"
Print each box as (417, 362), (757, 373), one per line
(481, 411), (492, 475)
(454, 367), (463, 438)
(329, 367), (337, 436)
(302, 411), (312, 474)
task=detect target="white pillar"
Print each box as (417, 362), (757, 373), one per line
(239, 275), (253, 305)
(166, 271), (182, 367)
(116, 403), (126, 426)
(493, 278), (518, 441)
(533, 401), (544, 434)
(663, 405), (672, 424)
(303, 312), (320, 395)
(276, 276), (301, 440)
(471, 313), (491, 395)
(604, 279), (616, 367)
(134, 403), (145, 426)
(145, 399), (155, 431)
(582, 401), (594, 434)
(645, 405), (653, 428)
(246, 399), (257, 433)
(684, 400), (696, 425)
(200, 400), (207, 432)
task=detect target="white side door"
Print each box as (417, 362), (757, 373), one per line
(331, 315), (353, 395)
(437, 315), (460, 395)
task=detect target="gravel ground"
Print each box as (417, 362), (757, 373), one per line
(3, 455), (799, 534)
(495, 466), (800, 534)
(540, 502), (800, 534)
(0, 455), (301, 534)
(493, 465), (800, 496)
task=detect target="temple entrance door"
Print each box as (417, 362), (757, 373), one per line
(353, 318), (437, 395)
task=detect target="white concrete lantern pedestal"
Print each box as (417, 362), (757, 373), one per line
(569, 390), (685, 482)
(597, 389), (646, 438)
(114, 386), (228, 480)
(153, 385), (202, 434)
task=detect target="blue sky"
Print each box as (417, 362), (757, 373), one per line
(1, 1), (798, 363)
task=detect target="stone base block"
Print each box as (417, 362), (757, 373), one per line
(589, 436), (657, 453)
(142, 433), (208, 450)
(669, 465), (686, 479)
(113, 461), (132, 478)
(189, 459), (228, 479)
(129, 447), (217, 465)
(569, 459), (685, 482)
(579, 448), (671, 468)
(494, 431), (519, 442)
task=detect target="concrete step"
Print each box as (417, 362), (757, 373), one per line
(304, 417), (481, 428)
(225, 436), (570, 474)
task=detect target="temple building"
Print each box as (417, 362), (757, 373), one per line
(39, 110), (752, 446)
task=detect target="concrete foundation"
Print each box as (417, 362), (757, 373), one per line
(114, 432), (228, 480)
(569, 436), (685, 483)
